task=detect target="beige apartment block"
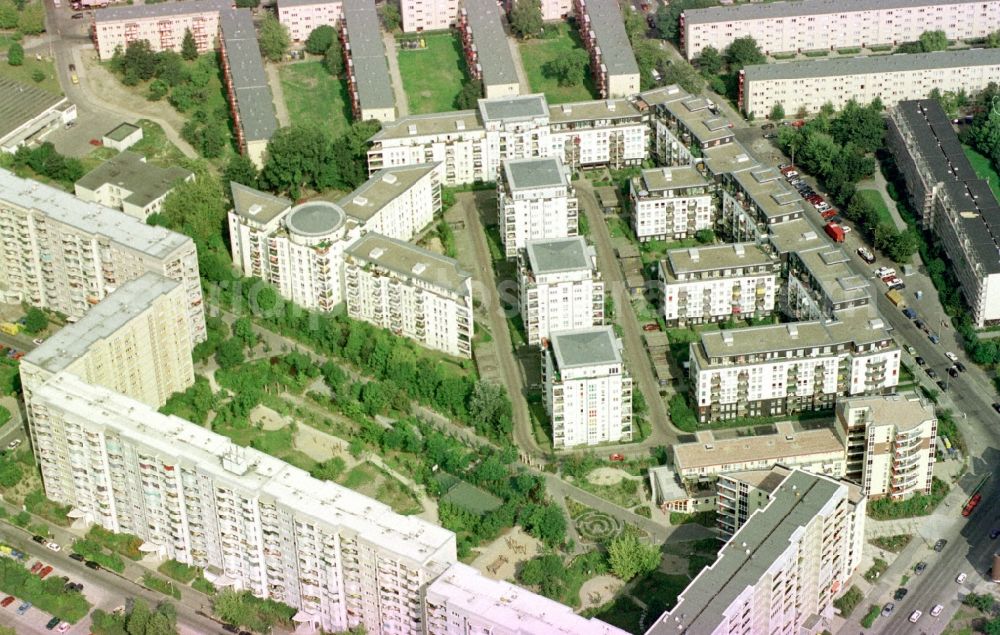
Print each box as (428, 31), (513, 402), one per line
(458, 0), (520, 99)
(715, 465), (792, 537)
(92, 0), (230, 60)
(681, 0), (1000, 60)
(341, 0), (397, 122)
(647, 469), (866, 635)
(400, 0), (459, 32)
(74, 151), (193, 220)
(573, 0), (640, 98)
(0, 170), (206, 344)
(20, 273), (194, 410)
(277, 0), (343, 42)
(836, 392), (937, 500)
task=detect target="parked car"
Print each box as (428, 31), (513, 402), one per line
(937, 379), (948, 391)
(929, 333), (940, 344)
(894, 588), (908, 601)
(820, 209), (837, 220)
(763, 132), (777, 139)
(784, 170), (799, 179)
(902, 308), (917, 319)
(30, 561), (42, 574)
(881, 603), (895, 617)
(642, 323), (660, 332)
(46, 542), (60, 552)
(84, 560), (101, 570)
(57, 622), (71, 633)
(935, 539), (948, 552)
(16, 601), (31, 615)
(38, 566), (53, 579)
(945, 351), (958, 361)
(609, 453), (625, 461)
(68, 553), (84, 562)
(761, 123), (775, 130)
(948, 367), (959, 378)
(32, 535), (46, 544)
(71, 12), (83, 18)
(914, 356), (925, 366)
(45, 616), (60, 630)
(906, 345), (916, 354)
(915, 561), (927, 575)
(857, 246), (876, 263)
(914, 318), (927, 331)
(956, 361), (966, 372)
(909, 610), (922, 623)
(925, 368), (937, 379)
(994, 403), (1000, 414)
(990, 528), (1000, 539)
(956, 572), (967, 583)
(931, 605), (944, 617)
(0, 596), (14, 608)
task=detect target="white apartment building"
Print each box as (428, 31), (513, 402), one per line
(740, 48), (1000, 116)
(680, 0), (1000, 60)
(656, 242), (779, 326)
(888, 99), (1000, 327)
(715, 465), (791, 538)
(91, 0), (230, 60)
(400, 0), (459, 32)
(785, 246), (872, 321)
(497, 157), (578, 258)
(0, 170), (206, 344)
(73, 151), (194, 220)
(20, 273), (194, 410)
(517, 237), (603, 346)
(647, 469), (867, 635)
(689, 309), (901, 423)
(425, 563), (629, 635)
(543, 326), (632, 449)
(837, 393), (937, 500)
(28, 371), (457, 635)
(366, 93), (648, 186)
(573, 0), (640, 98)
(228, 164), (440, 313)
(640, 87), (738, 168)
(277, 0), (343, 43)
(629, 166), (714, 242)
(458, 0), (520, 99)
(344, 233), (473, 358)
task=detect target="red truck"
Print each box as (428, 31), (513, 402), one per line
(824, 222), (845, 243)
(963, 493), (983, 517)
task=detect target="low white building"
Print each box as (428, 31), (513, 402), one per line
(0, 77), (77, 154)
(657, 243), (779, 326)
(629, 166), (714, 241)
(690, 309), (901, 423)
(544, 326), (632, 449)
(73, 151), (194, 220)
(497, 157), (578, 258)
(836, 393), (937, 500)
(100, 123), (142, 152)
(518, 237), (603, 347)
(344, 233), (473, 358)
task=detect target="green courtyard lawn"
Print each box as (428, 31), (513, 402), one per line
(396, 33), (466, 114)
(0, 54), (61, 95)
(279, 62), (351, 136)
(963, 145), (1000, 202)
(519, 23), (597, 104)
(854, 189), (895, 229)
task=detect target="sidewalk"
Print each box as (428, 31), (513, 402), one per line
(383, 32), (409, 118)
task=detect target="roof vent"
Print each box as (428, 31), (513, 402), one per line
(248, 204), (262, 216)
(787, 324), (799, 338)
(383, 173), (398, 185)
(456, 119), (465, 131)
(606, 99), (615, 111)
(721, 331), (734, 346)
(736, 154), (750, 163)
(704, 444), (714, 450)
(661, 168), (672, 181)
(562, 104), (572, 114)
(733, 243), (745, 257)
(412, 262), (427, 275)
(785, 435), (794, 441)
(688, 248), (699, 262)
(353, 196), (368, 206)
(407, 124), (417, 135)
(868, 318), (884, 330)
(369, 247), (384, 259)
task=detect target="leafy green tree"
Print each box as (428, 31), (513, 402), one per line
(660, 58), (704, 95)
(623, 7), (646, 45)
(233, 317), (256, 348)
(543, 49), (588, 87)
(468, 382), (512, 439)
(725, 36), (765, 69)
(215, 338), (246, 370)
(608, 529), (662, 581)
(235, 0), (259, 7)
(694, 229), (715, 244)
(161, 171), (228, 248)
(918, 29), (948, 52)
(120, 40), (158, 82)
(23, 307), (47, 334)
(520, 503), (566, 546)
(258, 14), (290, 63)
(830, 100), (884, 153)
(147, 78), (169, 101)
(30, 68), (43, 82)
(0, 0), (17, 29)
(261, 123), (337, 197)
(988, 30), (1000, 48)
(223, 154), (259, 191)
(17, 2), (44, 35)
(769, 103), (785, 121)
(7, 42), (23, 66)
(964, 592), (995, 612)
(310, 457), (346, 481)
(305, 24), (337, 55)
(378, 1), (401, 31)
(518, 554), (566, 599)
(322, 42), (344, 77)
(454, 80), (482, 110)
(181, 28), (198, 60)
(509, 0), (542, 39)
(695, 45), (723, 76)
(655, 0), (716, 43)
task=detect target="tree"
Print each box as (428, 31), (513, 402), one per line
(468, 382), (512, 439)
(830, 100), (884, 153)
(655, 0), (716, 43)
(543, 49), (588, 87)
(180, 28), (198, 60)
(305, 24), (337, 55)
(17, 2), (44, 35)
(233, 317), (256, 348)
(608, 529), (661, 581)
(694, 229), (715, 244)
(261, 123), (337, 197)
(918, 30), (948, 52)
(454, 80), (482, 110)
(0, 0), (17, 29)
(633, 38), (669, 90)
(215, 338), (246, 370)
(258, 14), (290, 63)
(119, 40), (158, 82)
(885, 227), (919, 263)
(223, 154), (259, 191)
(623, 7), (646, 45)
(23, 309), (46, 335)
(695, 45), (723, 77)
(234, 0), (259, 7)
(521, 504), (566, 546)
(660, 59), (705, 95)
(988, 30), (1000, 48)
(161, 171), (228, 248)
(147, 78), (169, 101)
(5, 40), (23, 67)
(378, 1), (401, 31)
(769, 103), (785, 121)
(725, 36), (765, 69)
(322, 42), (344, 77)
(964, 592), (995, 613)
(509, 0), (542, 39)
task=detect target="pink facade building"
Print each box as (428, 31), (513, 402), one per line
(277, 0), (343, 43)
(91, 0), (229, 61)
(401, 0), (459, 32)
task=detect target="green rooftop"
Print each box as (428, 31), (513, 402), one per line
(103, 122), (141, 143)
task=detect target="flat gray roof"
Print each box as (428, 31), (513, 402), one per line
(220, 9), (279, 144)
(838, 392), (934, 433)
(278, 0), (338, 7)
(343, 0), (396, 111)
(0, 169), (193, 260)
(525, 237), (593, 274)
(793, 246), (871, 305)
(478, 94), (549, 122)
(683, 0), (984, 25)
(75, 151), (192, 209)
(230, 181), (292, 225)
(463, 0), (519, 89)
(0, 77), (66, 143)
(550, 326), (621, 369)
(103, 122), (140, 143)
(548, 96), (643, 124)
(579, 0), (639, 77)
(766, 217), (823, 255)
(744, 48), (1000, 83)
(665, 243), (774, 277)
(24, 272), (179, 374)
(673, 427), (844, 471)
(347, 232), (471, 296)
(503, 157), (569, 190)
(648, 470), (843, 634)
(286, 200), (346, 237)
(639, 166), (709, 192)
(337, 163), (440, 223)
(370, 110), (483, 141)
(95, 0), (228, 23)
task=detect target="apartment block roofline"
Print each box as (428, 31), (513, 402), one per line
(672, 425), (844, 472)
(343, 0), (396, 111)
(94, 0), (228, 22)
(346, 232), (471, 296)
(638, 166), (709, 192)
(664, 242), (774, 277)
(837, 391), (935, 432)
(525, 236), (594, 275)
(683, 0), (987, 25)
(462, 0), (519, 89)
(578, 0), (640, 76)
(478, 93), (549, 122)
(337, 162), (441, 223)
(220, 8), (279, 143)
(742, 48), (1000, 82)
(502, 156), (570, 190)
(277, 0), (339, 7)
(550, 326), (622, 369)
(230, 181), (293, 224)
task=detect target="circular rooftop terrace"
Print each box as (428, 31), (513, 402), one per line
(285, 201), (346, 237)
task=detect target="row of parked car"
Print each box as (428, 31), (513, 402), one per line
(779, 164), (854, 236)
(2, 555), (81, 632)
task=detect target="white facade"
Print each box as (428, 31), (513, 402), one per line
(837, 393), (937, 500)
(690, 311), (901, 423)
(648, 469), (866, 635)
(345, 233), (473, 358)
(338, 163), (442, 242)
(497, 157), (578, 258)
(0, 170), (206, 344)
(277, 0), (343, 42)
(73, 151), (194, 220)
(0, 78), (77, 155)
(400, 0), (459, 32)
(543, 326), (632, 449)
(740, 49), (1000, 116)
(573, 0), (640, 99)
(28, 371), (457, 635)
(657, 243), (779, 326)
(518, 237), (603, 346)
(629, 166), (714, 241)
(681, 0), (1000, 59)
(91, 0), (229, 60)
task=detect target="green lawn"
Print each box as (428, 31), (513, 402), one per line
(519, 24), (597, 104)
(0, 55), (61, 95)
(396, 33), (466, 114)
(855, 189), (895, 229)
(963, 145), (1000, 202)
(279, 62), (350, 136)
